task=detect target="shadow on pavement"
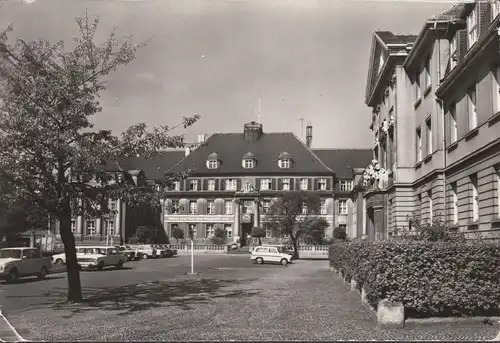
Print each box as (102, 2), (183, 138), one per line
(2, 275), (66, 285)
(5, 277), (260, 317)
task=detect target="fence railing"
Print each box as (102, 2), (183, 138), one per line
(168, 244), (229, 253)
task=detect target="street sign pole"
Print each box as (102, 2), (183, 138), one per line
(190, 239), (194, 274)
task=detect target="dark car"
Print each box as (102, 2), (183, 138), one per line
(161, 245), (177, 257)
(115, 245), (136, 261)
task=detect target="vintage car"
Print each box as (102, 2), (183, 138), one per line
(76, 246), (127, 271)
(250, 246), (293, 266)
(0, 247), (53, 283)
(115, 245), (137, 261)
(134, 245), (159, 260)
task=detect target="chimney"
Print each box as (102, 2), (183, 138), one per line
(244, 121), (263, 142)
(306, 123), (312, 148)
(185, 145), (191, 156)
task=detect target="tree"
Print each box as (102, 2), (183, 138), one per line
(210, 227), (226, 245)
(0, 15), (199, 302)
(171, 227), (184, 244)
(303, 217), (329, 245)
(266, 191), (321, 259)
(333, 226), (347, 240)
(250, 226), (265, 246)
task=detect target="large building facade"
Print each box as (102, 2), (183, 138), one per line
(353, 0), (500, 240)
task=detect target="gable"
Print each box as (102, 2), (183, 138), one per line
(365, 34), (389, 106)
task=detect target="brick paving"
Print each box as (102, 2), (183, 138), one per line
(2, 258), (499, 341)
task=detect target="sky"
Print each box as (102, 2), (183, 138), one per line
(0, 0), (456, 149)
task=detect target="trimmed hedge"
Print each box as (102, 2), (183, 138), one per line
(329, 241), (500, 318)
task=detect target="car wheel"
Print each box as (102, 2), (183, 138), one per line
(55, 258), (64, 266)
(6, 269), (18, 284)
(97, 261), (105, 271)
(142, 254), (148, 260)
(38, 266), (47, 280)
(115, 260), (124, 269)
(256, 257), (264, 264)
(280, 258), (288, 266)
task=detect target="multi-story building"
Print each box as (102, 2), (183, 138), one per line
(354, 0), (500, 240)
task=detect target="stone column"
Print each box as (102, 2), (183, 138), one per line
(120, 201), (127, 244)
(96, 217), (102, 237)
(76, 215), (83, 235)
(233, 199), (240, 244)
(116, 199), (122, 237)
(253, 199), (260, 228)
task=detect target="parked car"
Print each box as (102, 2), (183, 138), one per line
(250, 246), (293, 266)
(76, 246), (127, 271)
(152, 245), (168, 258)
(0, 247), (53, 283)
(160, 245), (175, 257)
(51, 246), (98, 265)
(115, 245), (137, 261)
(135, 245), (158, 259)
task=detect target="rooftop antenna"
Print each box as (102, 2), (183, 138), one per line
(257, 98), (261, 124)
(298, 118), (304, 139)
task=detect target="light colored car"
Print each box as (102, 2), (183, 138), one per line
(152, 245), (167, 258)
(52, 246), (95, 265)
(135, 245), (159, 260)
(250, 246), (293, 266)
(0, 247), (53, 283)
(76, 246), (127, 271)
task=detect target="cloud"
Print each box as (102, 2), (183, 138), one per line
(135, 72), (157, 82)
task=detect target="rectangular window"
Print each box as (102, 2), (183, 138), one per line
(339, 180), (353, 192)
(451, 182), (458, 224)
(494, 0), (500, 20)
(260, 179), (271, 190)
(224, 201), (233, 215)
(282, 178), (290, 190)
(414, 71), (421, 101)
(467, 6), (478, 48)
(416, 127), (422, 162)
(86, 220), (95, 236)
(265, 224), (272, 238)
(171, 200), (179, 214)
(208, 179), (215, 191)
(242, 200), (253, 214)
(189, 201), (197, 214)
(449, 103), (458, 144)
(450, 35), (458, 70)
(206, 224), (214, 238)
(427, 189), (433, 222)
(494, 66), (500, 115)
(189, 180), (198, 191)
(301, 202), (308, 215)
(244, 159), (254, 169)
(207, 160), (218, 169)
(104, 220), (115, 235)
(320, 200), (327, 214)
(263, 199), (271, 214)
(339, 200), (347, 215)
(279, 159), (291, 169)
(467, 85), (477, 130)
(224, 224), (232, 238)
(318, 178), (327, 190)
(207, 200), (215, 214)
(424, 55), (431, 90)
(189, 224), (197, 239)
(426, 117), (432, 156)
(71, 220), (76, 233)
(300, 178), (308, 190)
(496, 166), (500, 217)
(225, 179), (237, 191)
(471, 174), (479, 222)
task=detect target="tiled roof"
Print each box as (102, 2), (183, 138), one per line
(428, 2), (466, 21)
(167, 132), (333, 175)
(375, 31), (418, 46)
(105, 150), (185, 180)
(312, 149), (373, 179)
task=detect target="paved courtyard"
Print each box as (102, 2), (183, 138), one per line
(0, 255), (498, 341)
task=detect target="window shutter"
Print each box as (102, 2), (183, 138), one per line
(290, 178), (295, 191)
(180, 199), (188, 215)
(236, 179), (242, 191)
(179, 179), (185, 191)
(479, 1), (491, 37)
(215, 199), (223, 215)
(313, 178), (320, 190)
(477, 71), (492, 126)
(215, 179), (220, 191)
(457, 98), (468, 140)
(308, 178), (312, 190)
(445, 111), (451, 147)
(326, 178), (332, 191)
(198, 199), (206, 215)
(271, 178), (277, 190)
(202, 179), (208, 191)
(458, 29), (468, 62)
(220, 179), (226, 191)
(256, 178), (261, 190)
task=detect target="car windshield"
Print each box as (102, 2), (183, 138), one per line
(0, 249), (22, 259)
(117, 247), (125, 251)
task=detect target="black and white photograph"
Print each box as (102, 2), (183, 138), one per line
(0, 0), (500, 341)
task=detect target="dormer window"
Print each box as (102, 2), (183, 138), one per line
(206, 152), (220, 169)
(467, 5), (478, 49)
(242, 152), (256, 169)
(278, 152), (293, 169)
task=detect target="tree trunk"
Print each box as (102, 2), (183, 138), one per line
(58, 211), (83, 303)
(290, 235), (300, 259)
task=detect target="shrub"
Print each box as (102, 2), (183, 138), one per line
(329, 240), (500, 318)
(211, 228), (226, 245)
(332, 226), (347, 240)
